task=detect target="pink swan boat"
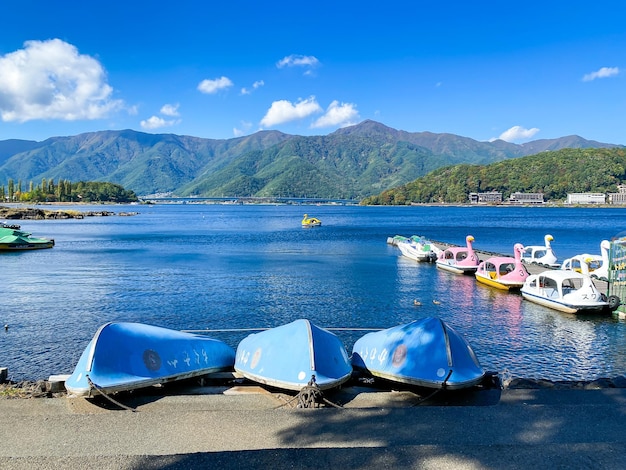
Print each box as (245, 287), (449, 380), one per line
(475, 243), (529, 290)
(436, 235), (480, 274)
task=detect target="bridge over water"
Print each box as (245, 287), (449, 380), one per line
(140, 196), (360, 205)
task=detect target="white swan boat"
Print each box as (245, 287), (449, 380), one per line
(521, 234), (559, 267)
(520, 269), (619, 314)
(561, 240), (610, 281)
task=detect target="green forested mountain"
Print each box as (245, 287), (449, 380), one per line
(361, 147), (626, 205)
(0, 120), (620, 198)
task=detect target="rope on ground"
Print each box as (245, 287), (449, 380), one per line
(412, 369), (453, 406)
(296, 375), (343, 409)
(87, 376), (137, 412)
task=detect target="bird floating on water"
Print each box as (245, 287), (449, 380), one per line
(413, 299), (421, 306)
(432, 300), (441, 305)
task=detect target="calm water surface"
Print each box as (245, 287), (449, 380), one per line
(2, 204), (626, 382)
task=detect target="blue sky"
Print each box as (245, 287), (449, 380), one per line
(1, 1), (625, 144)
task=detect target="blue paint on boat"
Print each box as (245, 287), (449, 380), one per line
(235, 319), (352, 391)
(65, 322), (236, 397)
(351, 317), (485, 390)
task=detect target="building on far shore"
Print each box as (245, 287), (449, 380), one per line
(508, 192), (544, 204)
(468, 191), (502, 204)
(566, 193), (606, 204)
(608, 185), (626, 205)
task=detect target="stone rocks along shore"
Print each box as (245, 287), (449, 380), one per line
(0, 205), (138, 220)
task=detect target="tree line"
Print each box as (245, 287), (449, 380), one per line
(361, 147), (626, 205)
(1, 179), (138, 203)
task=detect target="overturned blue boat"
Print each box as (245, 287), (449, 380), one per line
(235, 319), (352, 391)
(65, 322), (236, 397)
(351, 317), (485, 390)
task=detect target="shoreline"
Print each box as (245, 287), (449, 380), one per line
(0, 205), (138, 220)
(2, 372), (626, 401)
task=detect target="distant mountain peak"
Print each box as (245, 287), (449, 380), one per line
(331, 120), (399, 137)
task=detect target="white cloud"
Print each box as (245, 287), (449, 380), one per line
(276, 55), (320, 69)
(139, 103), (181, 130)
(311, 101), (359, 128)
(197, 76), (233, 94)
(0, 39), (123, 122)
(260, 96), (322, 127)
(582, 67), (619, 82)
(233, 120), (253, 137)
(160, 103), (180, 116)
(140, 116), (167, 130)
(241, 80), (265, 95)
(492, 125), (540, 143)
(140, 115), (181, 130)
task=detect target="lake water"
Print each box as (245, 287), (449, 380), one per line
(2, 203), (626, 383)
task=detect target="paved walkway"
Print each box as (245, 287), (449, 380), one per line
(1, 385), (626, 469)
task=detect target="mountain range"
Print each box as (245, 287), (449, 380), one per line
(0, 120), (621, 198)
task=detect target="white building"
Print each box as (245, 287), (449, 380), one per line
(566, 193), (606, 205)
(608, 185), (626, 205)
(508, 192), (544, 204)
(468, 192), (502, 204)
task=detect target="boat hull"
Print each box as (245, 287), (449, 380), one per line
(436, 260), (478, 274)
(396, 238), (439, 262)
(520, 291), (607, 314)
(0, 240), (54, 250)
(351, 318), (485, 390)
(65, 322), (236, 397)
(475, 273), (521, 290)
(235, 319), (352, 391)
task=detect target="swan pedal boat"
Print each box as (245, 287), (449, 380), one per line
(521, 234), (559, 267)
(436, 235), (480, 274)
(475, 243), (529, 290)
(351, 317), (485, 390)
(65, 322), (236, 397)
(301, 214), (322, 227)
(235, 319), (352, 391)
(0, 224), (55, 250)
(396, 235), (441, 262)
(520, 270), (619, 314)
(561, 240), (610, 281)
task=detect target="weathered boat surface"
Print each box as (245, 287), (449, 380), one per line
(65, 322), (236, 397)
(351, 317), (485, 390)
(235, 319), (352, 391)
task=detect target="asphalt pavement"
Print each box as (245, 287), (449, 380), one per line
(1, 383), (626, 470)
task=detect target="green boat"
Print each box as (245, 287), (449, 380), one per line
(0, 223), (55, 250)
